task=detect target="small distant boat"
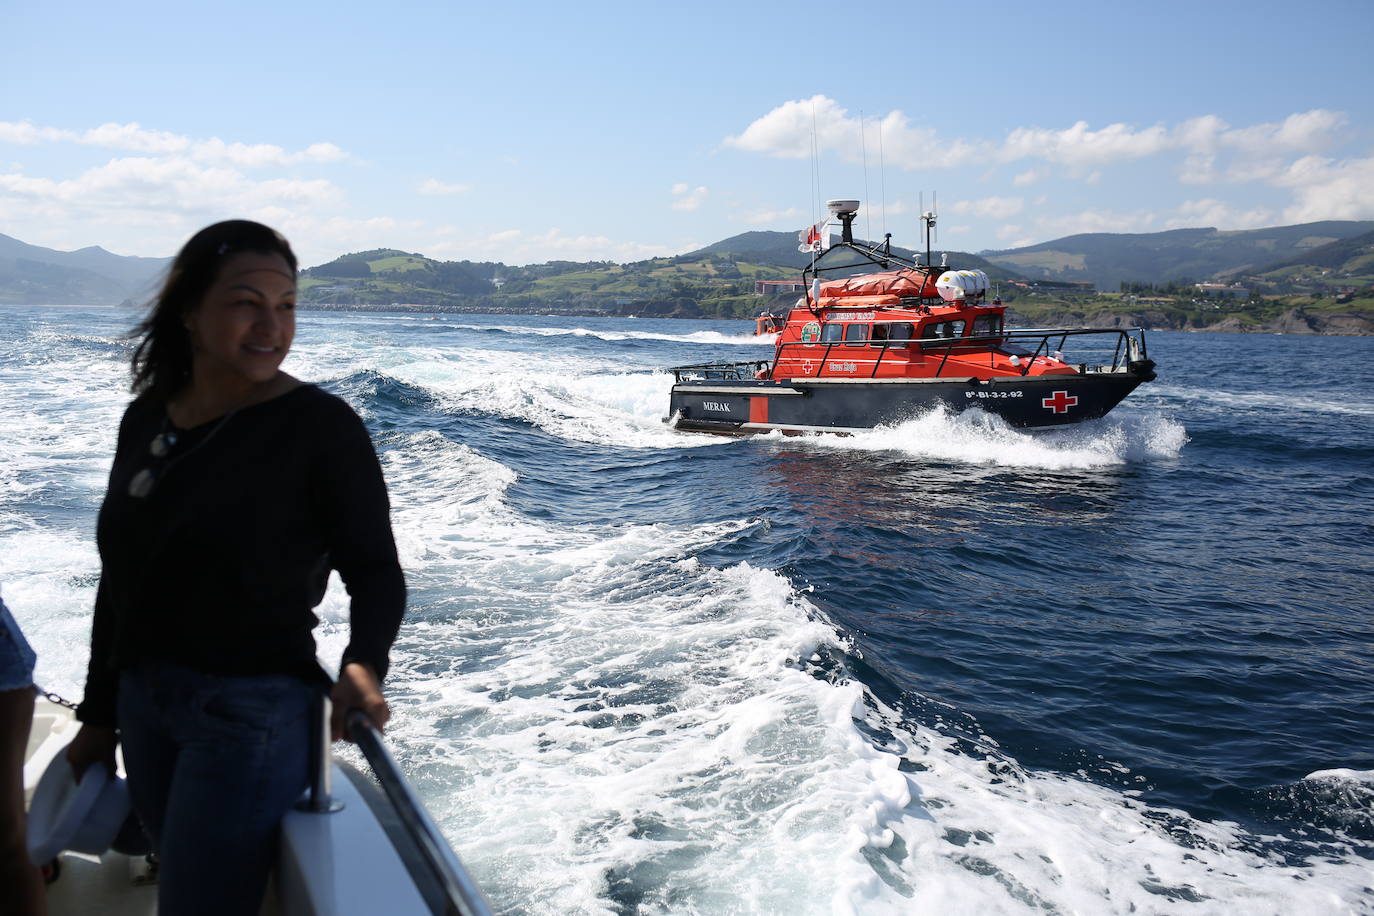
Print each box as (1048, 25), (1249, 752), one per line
(666, 200), (1156, 435)
(753, 312), (786, 335)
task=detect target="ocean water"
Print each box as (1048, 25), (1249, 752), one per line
(2, 304), (1371, 915)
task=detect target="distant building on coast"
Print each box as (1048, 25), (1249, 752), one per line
(1195, 282), (1249, 298)
(754, 279), (806, 295)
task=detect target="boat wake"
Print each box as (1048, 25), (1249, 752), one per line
(417, 321), (767, 347)
(300, 433), (1366, 913)
(765, 406), (1189, 470)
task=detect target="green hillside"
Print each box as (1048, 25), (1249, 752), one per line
(691, 230), (1017, 278)
(298, 245), (807, 317)
(1245, 229), (1374, 296)
(297, 231), (1028, 318)
(982, 221), (1374, 290)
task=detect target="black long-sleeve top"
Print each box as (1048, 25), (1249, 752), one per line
(77, 384), (406, 727)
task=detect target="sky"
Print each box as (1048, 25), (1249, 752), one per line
(3, 0), (1373, 268)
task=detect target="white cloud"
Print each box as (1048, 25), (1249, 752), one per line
(723, 95), (840, 159)
(1164, 198), (1275, 230)
(723, 95), (983, 170)
(949, 196), (1025, 219)
(81, 122), (188, 154)
(1021, 208), (1160, 240)
(725, 102), (1354, 207)
(0, 155), (346, 259)
(0, 120), (348, 167)
(1000, 121), (1172, 167)
(189, 138), (347, 167)
(424, 227), (675, 266)
(418, 178), (471, 196)
(734, 206), (802, 226)
(1275, 155), (1374, 222)
(671, 184), (708, 211)
(1172, 115), (1229, 155)
(1221, 109), (1346, 155)
(0, 122), (78, 145)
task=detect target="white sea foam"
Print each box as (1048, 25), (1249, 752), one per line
(414, 322), (768, 347)
(771, 406), (1188, 470)
(1156, 383), (1374, 418)
(315, 419), (1356, 914)
(289, 337), (729, 450)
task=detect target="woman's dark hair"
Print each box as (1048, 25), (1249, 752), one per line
(130, 220), (297, 399)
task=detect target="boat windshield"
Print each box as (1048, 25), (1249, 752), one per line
(870, 322), (914, 346)
(921, 320), (966, 339)
(972, 315), (1002, 336)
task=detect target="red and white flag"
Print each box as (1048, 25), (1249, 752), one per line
(797, 219), (830, 253)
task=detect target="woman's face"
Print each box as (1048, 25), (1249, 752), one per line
(185, 251), (297, 390)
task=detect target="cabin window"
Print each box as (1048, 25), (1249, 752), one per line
(869, 322), (914, 347)
(972, 315), (1002, 337)
(844, 324), (868, 346)
(821, 323), (844, 343)
(921, 320), (966, 340)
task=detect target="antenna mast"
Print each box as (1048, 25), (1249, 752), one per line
(921, 192), (938, 269)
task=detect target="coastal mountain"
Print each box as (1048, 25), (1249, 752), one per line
(981, 221), (1374, 290)
(1251, 227), (1374, 274)
(684, 231), (1014, 278)
(4, 219), (1374, 310)
(0, 233), (171, 304)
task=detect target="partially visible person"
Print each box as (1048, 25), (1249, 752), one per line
(65, 220), (405, 915)
(1, 591), (46, 916)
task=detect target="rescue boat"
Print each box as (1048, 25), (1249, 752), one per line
(753, 312), (786, 335)
(667, 200), (1156, 435)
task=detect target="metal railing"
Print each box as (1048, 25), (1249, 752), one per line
(670, 360), (770, 383)
(302, 697), (493, 916)
(347, 711), (493, 916)
(670, 327), (1151, 383)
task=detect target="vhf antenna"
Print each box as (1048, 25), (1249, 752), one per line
(920, 192), (937, 268)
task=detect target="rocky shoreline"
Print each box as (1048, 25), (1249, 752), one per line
(289, 300), (1374, 336)
(1006, 306), (1373, 336)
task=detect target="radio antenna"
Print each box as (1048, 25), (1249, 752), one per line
(878, 117), (887, 239)
(921, 192), (938, 269)
(860, 111), (871, 244)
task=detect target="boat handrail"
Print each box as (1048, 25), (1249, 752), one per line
(668, 327), (1148, 383)
(769, 327), (1148, 378)
(670, 360), (770, 382)
(345, 709), (495, 916)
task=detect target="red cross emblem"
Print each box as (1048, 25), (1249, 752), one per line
(1042, 390), (1078, 413)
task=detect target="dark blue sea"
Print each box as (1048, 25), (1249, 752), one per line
(3, 305), (1371, 914)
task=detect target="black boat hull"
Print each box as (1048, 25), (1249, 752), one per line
(667, 372), (1151, 434)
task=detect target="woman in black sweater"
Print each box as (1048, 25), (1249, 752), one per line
(67, 221), (405, 914)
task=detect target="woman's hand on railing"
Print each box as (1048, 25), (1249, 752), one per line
(331, 661), (389, 741)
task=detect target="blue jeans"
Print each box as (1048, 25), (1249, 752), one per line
(0, 597), (37, 691)
(117, 664), (320, 916)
